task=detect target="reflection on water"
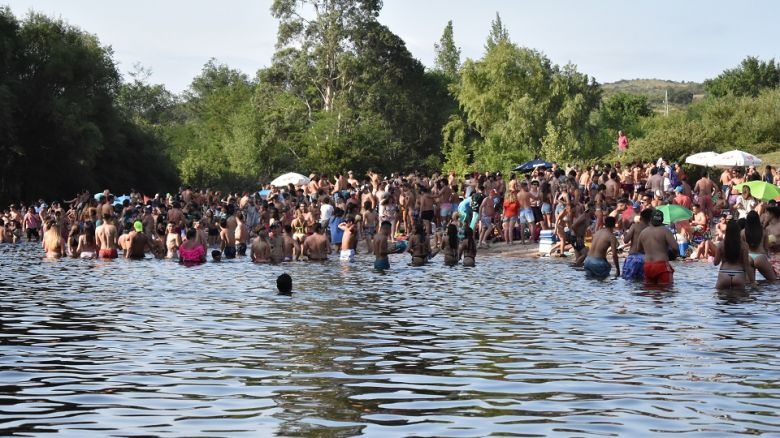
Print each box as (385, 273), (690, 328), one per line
(1, 242), (779, 437)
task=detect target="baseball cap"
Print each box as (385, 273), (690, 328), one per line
(674, 186), (683, 193)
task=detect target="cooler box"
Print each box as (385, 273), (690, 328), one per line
(538, 230), (557, 254)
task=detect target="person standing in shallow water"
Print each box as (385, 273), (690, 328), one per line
(583, 216), (620, 279)
(373, 221), (392, 270)
(459, 226), (477, 267)
(637, 210), (678, 285)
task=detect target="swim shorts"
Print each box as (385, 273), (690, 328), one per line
(584, 256), (611, 279)
(480, 215), (492, 227)
(374, 258), (390, 270)
(223, 245), (236, 259)
(340, 249), (355, 262)
(440, 203), (452, 218)
(99, 248), (118, 259)
(622, 253), (645, 281)
(421, 210), (434, 222)
(644, 260), (674, 284)
(518, 208), (534, 224)
(237, 242), (247, 256)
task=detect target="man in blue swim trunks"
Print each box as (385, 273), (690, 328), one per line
(373, 221), (393, 270)
(622, 207), (652, 280)
(583, 216), (620, 279)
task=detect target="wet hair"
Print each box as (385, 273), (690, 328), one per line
(464, 226), (475, 251)
(723, 220), (742, 264)
(185, 227), (196, 240)
(744, 211), (763, 250)
(83, 222), (96, 247)
(276, 273), (292, 295)
(211, 250), (222, 261)
(447, 224), (458, 250)
(604, 216), (616, 229)
(415, 223), (425, 239)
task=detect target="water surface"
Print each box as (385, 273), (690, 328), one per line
(1, 243), (779, 437)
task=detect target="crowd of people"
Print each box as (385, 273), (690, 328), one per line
(2, 161), (780, 290)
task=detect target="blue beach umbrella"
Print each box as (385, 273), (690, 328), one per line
(513, 159), (553, 173)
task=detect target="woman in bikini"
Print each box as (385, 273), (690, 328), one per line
(408, 224), (432, 266)
(743, 211), (776, 282)
(765, 206), (780, 277)
(76, 222), (98, 259)
(179, 227), (206, 264)
(441, 224), (459, 267)
(459, 226), (477, 267)
(714, 220), (754, 290)
(43, 222), (64, 259)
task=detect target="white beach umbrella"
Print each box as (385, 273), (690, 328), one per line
(684, 151), (719, 167)
(270, 172), (310, 187)
(709, 150), (763, 168)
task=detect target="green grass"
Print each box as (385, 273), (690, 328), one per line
(759, 151), (780, 167)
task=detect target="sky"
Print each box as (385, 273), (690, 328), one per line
(5, 0), (780, 93)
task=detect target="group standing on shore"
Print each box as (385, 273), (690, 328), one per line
(3, 160), (780, 290)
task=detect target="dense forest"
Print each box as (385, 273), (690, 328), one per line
(1, 2), (779, 204)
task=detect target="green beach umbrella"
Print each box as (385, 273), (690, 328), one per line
(734, 180), (780, 201)
(655, 204), (692, 224)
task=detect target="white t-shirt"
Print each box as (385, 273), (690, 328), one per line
(320, 203), (334, 222)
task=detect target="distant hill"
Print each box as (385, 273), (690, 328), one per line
(602, 79), (705, 109)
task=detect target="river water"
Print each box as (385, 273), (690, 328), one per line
(1, 242), (779, 437)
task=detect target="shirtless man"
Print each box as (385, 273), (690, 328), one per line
(583, 216), (620, 279)
(637, 209), (678, 285)
(96, 214), (119, 258)
(269, 225), (284, 264)
(125, 221), (154, 259)
(605, 172), (620, 205)
(303, 223), (329, 261)
(373, 221), (393, 270)
(219, 218), (236, 259)
(478, 189), (496, 248)
(517, 182), (534, 244)
(418, 186), (436, 235)
(250, 229), (271, 263)
(622, 207), (652, 280)
(569, 204), (594, 266)
(339, 216), (357, 262)
(693, 173), (717, 216)
(282, 225), (295, 261)
(235, 212), (249, 256)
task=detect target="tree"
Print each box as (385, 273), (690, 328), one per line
(270, 0), (382, 112)
(705, 56), (780, 98)
(485, 12), (510, 51)
(434, 20), (460, 79)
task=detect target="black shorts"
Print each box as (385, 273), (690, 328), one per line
(566, 232), (585, 251)
(26, 228), (39, 240)
(421, 210), (434, 221)
(223, 245), (236, 259)
(237, 243), (247, 256)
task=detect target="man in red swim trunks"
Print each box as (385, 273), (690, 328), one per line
(637, 209), (678, 285)
(96, 214), (119, 259)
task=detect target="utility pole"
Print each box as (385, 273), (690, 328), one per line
(665, 89), (669, 117)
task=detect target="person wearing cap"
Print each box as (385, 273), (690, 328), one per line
(672, 186), (692, 209)
(125, 220), (154, 259)
(637, 210), (678, 285)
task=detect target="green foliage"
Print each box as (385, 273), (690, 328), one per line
(0, 8), (177, 204)
(620, 88), (780, 164)
(434, 20), (460, 79)
(449, 39), (601, 171)
(602, 79), (704, 110)
(485, 12), (509, 52)
(705, 56), (780, 98)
